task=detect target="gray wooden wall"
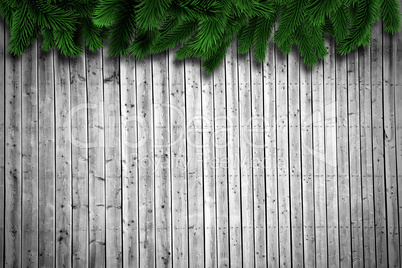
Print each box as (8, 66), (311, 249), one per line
(1, 18), (402, 268)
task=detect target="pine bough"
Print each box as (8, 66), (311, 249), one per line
(0, 0), (400, 73)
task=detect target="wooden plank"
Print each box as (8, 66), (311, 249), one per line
(185, 57), (204, 268)
(120, 55), (139, 268)
(137, 56), (155, 268)
(371, 20), (388, 267)
(38, 46), (55, 268)
(383, 26), (400, 267)
(324, 37), (339, 268)
(347, 49), (364, 267)
(264, 37), (279, 267)
(226, 40), (242, 268)
(395, 3), (402, 264)
(4, 24), (22, 268)
(86, 49), (105, 267)
(358, 41), (376, 268)
(70, 51), (89, 267)
(0, 19), (5, 268)
(213, 57), (230, 267)
(300, 58), (315, 268)
(21, 41), (38, 268)
(276, 44), (291, 268)
(288, 46), (303, 267)
(238, 51), (254, 268)
(250, 54), (267, 268)
(312, 58), (327, 268)
(336, 49), (352, 268)
(54, 50), (72, 268)
(103, 44), (123, 268)
(169, 48), (188, 267)
(201, 63), (217, 268)
(153, 51), (172, 268)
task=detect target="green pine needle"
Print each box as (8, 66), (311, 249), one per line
(381, 0), (401, 33)
(238, 17), (258, 54)
(0, 0), (401, 73)
(337, 0), (379, 55)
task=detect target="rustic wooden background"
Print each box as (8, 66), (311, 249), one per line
(1, 17), (402, 268)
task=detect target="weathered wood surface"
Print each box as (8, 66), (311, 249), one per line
(21, 40), (38, 268)
(71, 50), (89, 268)
(54, 49), (71, 268)
(0, 19), (5, 268)
(4, 24), (22, 268)
(1, 21), (402, 267)
(37, 43), (55, 268)
(87, 47), (105, 268)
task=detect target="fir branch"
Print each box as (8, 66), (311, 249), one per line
(93, 0), (120, 27)
(81, 17), (104, 52)
(310, 24), (328, 59)
(40, 26), (55, 51)
(53, 28), (83, 57)
(307, 0), (339, 25)
(202, 37), (231, 73)
(25, 0), (77, 32)
(253, 14), (276, 62)
(380, 0), (401, 33)
(186, 17), (227, 58)
(0, 0), (15, 24)
(330, 4), (349, 42)
(238, 17), (257, 54)
(274, 0), (308, 47)
(337, 0), (380, 55)
(136, 0), (172, 31)
(1, 0), (402, 73)
(294, 24), (318, 66)
(106, 0), (137, 56)
(152, 20), (198, 53)
(8, 2), (38, 55)
(128, 29), (157, 58)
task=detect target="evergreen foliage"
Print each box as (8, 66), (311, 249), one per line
(0, 0), (401, 73)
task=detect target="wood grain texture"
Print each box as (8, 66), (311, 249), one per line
(312, 58), (327, 268)
(5, 24), (22, 268)
(336, 46), (352, 268)
(54, 50), (71, 268)
(201, 58), (217, 268)
(103, 44), (123, 268)
(21, 42), (38, 268)
(383, 26), (400, 268)
(238, 51), (254, 268)
(0, 19), (5, 268)
(137, 56), (155, 268)
(324, 37), (339, 268)
(276, 46), (291, 268)
(371, 20), (388, 267)
(396, 2), (402, 264)
(120, 55), (139, 268)
(38, 46), (55, 268)
(250, 55), (267, 268)
(226, 40), (242, 268)
(153, 51), (172, 268)
(70, 51), (89, 268)
(264, 38), (280, 268)
(288, 46), (303, 268)
(347, 49), (364, 268)
(358, 43), (376, 268)
(300, 57), (315, 268)
(87, 48), (105, 268)
(185, 57), (204, 268)
(169, 48), (188, 268)
(214, 58), (230, 268)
